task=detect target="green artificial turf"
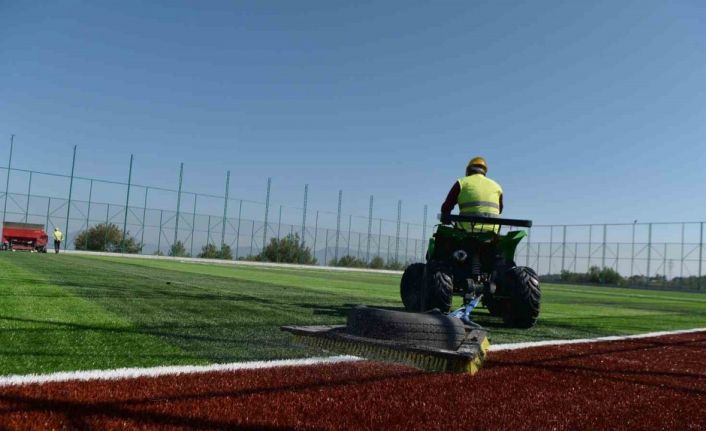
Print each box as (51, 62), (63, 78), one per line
(1, 252), (705, 376)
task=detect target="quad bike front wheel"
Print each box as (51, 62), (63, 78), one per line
(497, 266), (541, 328)
(401, 262), (453, 313)
(423, 261), (453, 313)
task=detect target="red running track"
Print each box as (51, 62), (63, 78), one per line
(1, 332), (705, 430)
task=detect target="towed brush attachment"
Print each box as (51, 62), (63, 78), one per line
(282, 307), (490, 374)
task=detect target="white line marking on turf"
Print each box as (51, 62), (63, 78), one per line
(2, 328), (705, 388)
(0, 356), (361, 388)
(489, 327), (706, 351)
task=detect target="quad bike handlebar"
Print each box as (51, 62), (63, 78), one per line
(438, 214), (532, 228)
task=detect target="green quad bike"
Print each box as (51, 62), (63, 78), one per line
(401, 214), (541, 328)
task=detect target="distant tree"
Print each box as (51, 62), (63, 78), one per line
(330, 255), (367, 268)
(74, 223), (141, 254)
(368, 256), (385, 269)
(384, 259), (406, 271)
(245, 233), (316, 264)
(219, 244), (233, 260)
(198, 243), (232, 260)
(169, 240), (189, 257)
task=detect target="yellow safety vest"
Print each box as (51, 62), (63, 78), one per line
(53, 231), (63, 241)
(457, 174), (502, 232)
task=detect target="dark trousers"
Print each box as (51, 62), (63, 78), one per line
(54, 240), (61, 254)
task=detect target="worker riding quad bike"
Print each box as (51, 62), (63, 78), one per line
(401, 214), (541, 328)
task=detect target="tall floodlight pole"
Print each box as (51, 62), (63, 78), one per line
(64, 145), (77, 249)
(173, 163), (184, 247)
(2, 135), (14, 228)
(334, 190), (342, 262)
(301, 184), (308, 244)
(262, 177), (271, 252)
(221, 170), (230, 249)
(121, 154), (134, 252)
(366, 195), (374, 262)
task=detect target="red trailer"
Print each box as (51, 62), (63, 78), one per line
(1, 222), (49, 252)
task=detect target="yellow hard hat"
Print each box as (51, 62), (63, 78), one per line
(467, 156), (488, 174)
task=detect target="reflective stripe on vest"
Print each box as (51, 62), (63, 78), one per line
(458, 201), (500, 210)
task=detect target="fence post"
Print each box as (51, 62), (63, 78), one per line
(121, 154), (134, 253)
(262, 177), (271, 253)
(64, 145), (77, 249)
(104, 204), (110, 251)
(663, 243), (667, 283)
(587, 225), (593, 269)
(347, 215), (352, 257)
(601, 224), (607, 270)
(2, 134), (13, 227)
(86, 179), (93, 232)
(699, 222), (703, 290)
(630, 221), (636, 277)
(387, 235), (392, 263)
(377, 218), (382, 258)
(313, 210), (319, 259)
(45, 197), (51, 231)
(173, 163), (184, 247)
(221, 171), (230, 250)
(24, 171), (32, 222)
(140, 187), (148, 253)
(301, 184), (308, 244)
(647, 223), (652, 277)
(536, 241), (541, 274)
(207, 215), (212, 245)
(395, 200), (402, 262)
(157, 209), (163, 254)
(277, 205), (282, 241)
(249, 219), (254, 254)
(404, 222), (409, 263)
(615, 242), (620, 272)
(235, 200), (242, 259)
(679, 223), (684, 287)
(190, 194), (197, 257)
(548, 226), (553, 275)
(561, 225), (566, 272)
(421, 205), (427, 260)
(366, 195), (373, 262)
(526, 227), (531, 267)
(334, 190), (342, 262)
(276, 205), (282, 262)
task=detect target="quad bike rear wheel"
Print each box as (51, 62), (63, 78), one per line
(498, 266), (541, 328)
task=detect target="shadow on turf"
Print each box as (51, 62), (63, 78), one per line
(489, 335), (706, 395)
(0, 367), (427, 430)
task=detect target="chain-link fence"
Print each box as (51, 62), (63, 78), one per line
(1, 143), (704, 290)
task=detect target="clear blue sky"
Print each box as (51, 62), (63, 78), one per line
(2, 0), (705, 228)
